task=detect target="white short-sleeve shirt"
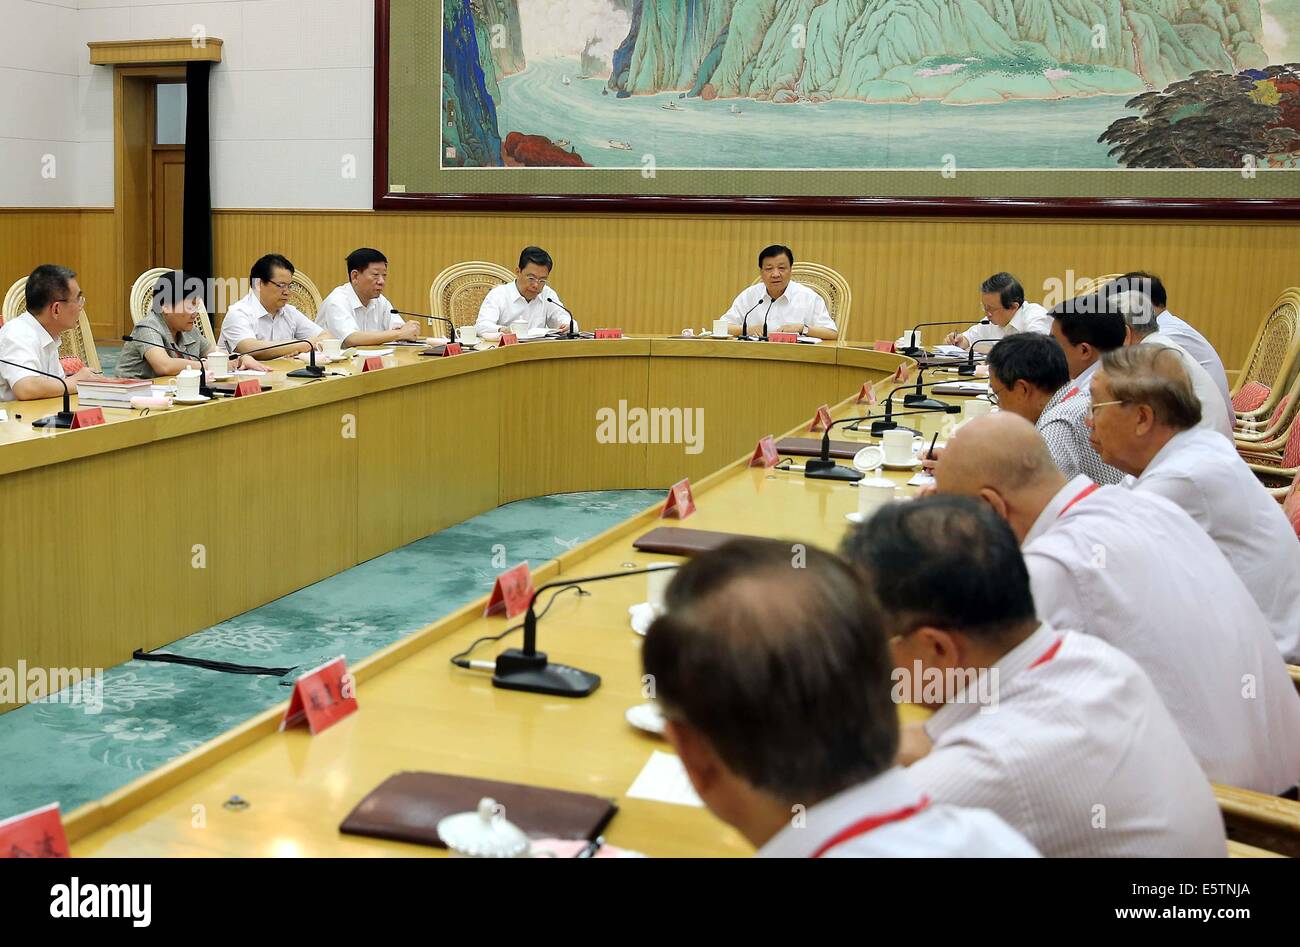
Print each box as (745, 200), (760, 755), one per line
(1139, 333), (1234, 440)
(960, 301), (1052, 346)
(720, 281), (837, 337)
(317, 283), (401, 342)
(217, 290), (322, 353)
(0, 312), (65, 402)
(474, 281), (571, 336)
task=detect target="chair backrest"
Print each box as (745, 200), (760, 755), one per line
(430, 261), (515, 330)
(750, 262), (853, 340)
(1, 276), (100, 373)
(288, 270), (323, 320)
(1233, 288), (1300, 415)
(1214, 783), (1300, 857)
(1072, 272), (1125, 298)
(129, 268), (216, 347)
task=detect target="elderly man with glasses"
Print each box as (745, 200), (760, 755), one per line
(218, 253), (333, 360)
(474, 246), (574, 340)
(0, 263), (104, 402)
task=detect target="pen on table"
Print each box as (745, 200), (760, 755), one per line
(575, 835), (604, 858)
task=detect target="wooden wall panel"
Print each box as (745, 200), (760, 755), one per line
(0, 209), (116, 339)
(209, 210), (1300, 375)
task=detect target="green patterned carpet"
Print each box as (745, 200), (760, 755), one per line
(0, 489), (664, 821)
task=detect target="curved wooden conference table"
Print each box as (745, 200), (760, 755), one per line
(4, 337), (956, 856)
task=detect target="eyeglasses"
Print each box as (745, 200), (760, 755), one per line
(986, 388), (1001, 406)
(263, 280), (292, 292)
(54, 293), (86, 306)
(1086, 399), (1126, 422)
(521, 275), (548, 286)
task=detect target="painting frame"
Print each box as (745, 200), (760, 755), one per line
(373, 0), (1300, 219)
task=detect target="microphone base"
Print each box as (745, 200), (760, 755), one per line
(32, 411), (75, 429)
(902, 395), (951, 411)
(957, 363), (979, 376)
(287, 366), (326, 378)
(898, 346), (924, 358)
(870, 420), (923, 438)
(492, 648), (600, 698)
(805, 460), (864, 482)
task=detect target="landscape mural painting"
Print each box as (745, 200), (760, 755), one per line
(440, 0), (1300, 172)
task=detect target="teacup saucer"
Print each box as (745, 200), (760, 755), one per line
(883, 459), (921, 470)
(625, 702), (666, 736)
(173, 394), (211, 404)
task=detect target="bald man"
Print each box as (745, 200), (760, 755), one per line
(932, 412), (1300, 795)
(1089, 346), (1300, 664)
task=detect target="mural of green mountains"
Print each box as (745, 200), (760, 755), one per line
(607, 0), (1270, 105)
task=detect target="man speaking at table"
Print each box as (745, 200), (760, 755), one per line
(719, 245), (839, 340)
(316, 248), (421, 347)
(474, 247), (574, 339)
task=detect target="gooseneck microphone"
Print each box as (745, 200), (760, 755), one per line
(900, 318), (990, 356)
(121, 329), (215, 399)
(759, 296), (775, 340)
(959, 338), (1000, 376)
(453, 564), (679, 698)
(858, 381), (964, 436)
(735, 299), (764, 340)
(0, 356), (74, 428)
(545, 295), (581, 339)
(392, 309), (463, 350)
(902, 366), (954, 411)
(804, 407), (959, 479)
(234, 338), (324, 375)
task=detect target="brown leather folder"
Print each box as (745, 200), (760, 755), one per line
(338, 771), (618, 848)
(775, 436), (862, 459)
(633, 527), (757, 556)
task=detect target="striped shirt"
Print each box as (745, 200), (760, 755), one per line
(1036, 378), (1126, 485)
(1023, 475), (1300, 794)
(909, 623), (1227, 857)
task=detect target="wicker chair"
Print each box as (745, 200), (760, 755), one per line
(1243, 410), (1300, 494)
(751, 262), (852, 340)
(287, 270), (324, 320)
(1231, 288), (1300, 423)
(430, 261), (515, 332)
(1214, 784), (1300, 857)
(1235, 370), (1300, 447)
(129, 268), (217, 347)
(1, 276), (101, 373)
(1071, 272), (1124, 298)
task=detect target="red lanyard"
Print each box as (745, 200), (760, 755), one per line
(810, 796), (931, 858)
(1057, 482), (1100, 518)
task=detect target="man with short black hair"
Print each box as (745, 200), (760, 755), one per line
(474, 246), (574, 338)
(317, 248), (421, 347)
(1115, 272), (1231, 419)
(1090, 345), (1300, 663)
(218, 253), (332, 359)
(932, 412), (1300, 794)
(0, 264), (102, 401)
(985, 333), (1068, 424)
(643, 537), (1037, 857)
(945, 272), (1051, 349)
(841, 496), (1227, 857)
(719, 245), (838, 340)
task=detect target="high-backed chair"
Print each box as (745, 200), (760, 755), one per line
(1231, 289), (1300, 423)
(430, 262), (514, 333)
(1072, 272), (1124, 298)
(288, 270), (324, 320)
(1236, 369), (1300, 447)
(1213, 784), (1300, 857)
(129, 268), (217, 347)
(751, 262), (852, 340)
(1, 276), (101, 374)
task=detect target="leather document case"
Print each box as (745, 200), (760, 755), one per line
(775, 436), (861, 459)
(339, 771), (618, 847)
(633, 527), (756, 556)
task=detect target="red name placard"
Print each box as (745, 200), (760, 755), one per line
(856, 382), (879, 405)
(768, 332), (798, 344)
(362, 356), (384, 372)
(499, 333), (519, 346)
(594, 328), (624, 339)
(893, 363), (911, 384)
(69, 408), (105, 429)
(234, 379), (262, 397)
(0, 803), (69, 858)
(441, 343), (463, 357)
(873, 340), (897, 353)
(808, 404), (834, 432)
(280, 656), (357, 735)
(750, 435), (780, 468)
(661, 478), (697, 519)
(484, 561), (534, 619)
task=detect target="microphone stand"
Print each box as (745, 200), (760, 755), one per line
(899, 318), (991, 357)
(735, 299), (764, 341)
(0, 356), (74, 428)
(959, 338), (999, 376)
(804, 408), (959, 480)
(393, 309), (475, 351)
(854, 383), (964, 436)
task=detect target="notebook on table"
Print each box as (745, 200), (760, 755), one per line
(338, 771), (618, 848)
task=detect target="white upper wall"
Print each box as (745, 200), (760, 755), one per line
(0, 0), (374, 209)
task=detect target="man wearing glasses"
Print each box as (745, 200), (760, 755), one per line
(945, 272), (1051, 350)
(0, 264), (103, 401)
(218, 254), (333, 359)
(474, 247), (574, 339)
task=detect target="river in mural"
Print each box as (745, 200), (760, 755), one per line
(441, 0), (1300, 171)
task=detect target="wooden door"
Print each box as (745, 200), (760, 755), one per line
(151, 147), (185, 269)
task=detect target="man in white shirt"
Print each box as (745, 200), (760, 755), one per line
(217, 254), (333, 360)
(841, 496), (1226, 857)
(1089, 345), (1300, 664)
(0, 264), (102, 402)
(987, 331), (1125, 485)
(1116, 272), (1232, 420)
(945, 272), (1051, 349)
(474, 247), (574, 339)
(642, 537), (1038, 857)
(719, 245), (838, 340)
(932, 412), (1300, 794)
(316, 248), (421, 347)
(1108, 284), (1234, 440)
